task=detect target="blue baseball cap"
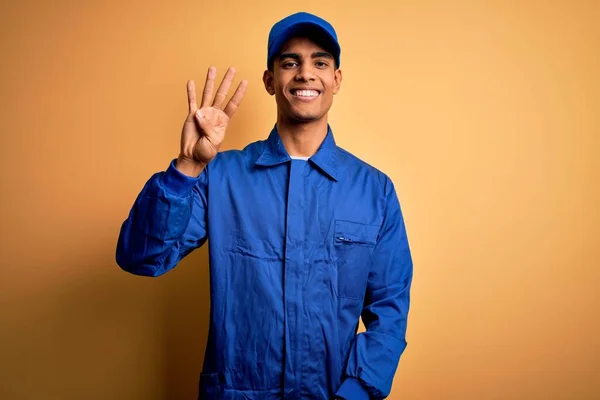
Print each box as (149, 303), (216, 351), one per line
(267, 12), (341, 70)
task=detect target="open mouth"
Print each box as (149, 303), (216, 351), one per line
(291, 89), (321, 98)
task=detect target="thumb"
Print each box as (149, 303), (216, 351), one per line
(195, 109), (214, 133)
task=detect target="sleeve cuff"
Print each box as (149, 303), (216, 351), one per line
(159, 159), (202, 196)
(335, 377), (370, 400)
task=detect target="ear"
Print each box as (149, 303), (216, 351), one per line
(263, 70), (275, 96)
(333, 68), (342, 95)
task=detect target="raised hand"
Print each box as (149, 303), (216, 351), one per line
(177, 66), (248, 177)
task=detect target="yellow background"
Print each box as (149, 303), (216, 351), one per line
(1, 1), (598, 399)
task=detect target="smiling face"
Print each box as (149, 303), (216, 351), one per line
(263, 36), (342, 124)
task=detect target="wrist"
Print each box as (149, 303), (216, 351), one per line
(175, 155), (206, 178)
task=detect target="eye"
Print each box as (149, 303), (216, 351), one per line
(282, 61), (299, 68)
(315, 60), (329, 68)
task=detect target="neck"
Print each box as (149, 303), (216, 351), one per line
(276, 116), (329, 158)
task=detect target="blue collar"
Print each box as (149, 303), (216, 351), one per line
(255, 125), (340, 181)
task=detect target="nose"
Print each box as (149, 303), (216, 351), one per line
(295, 62), (316, 82)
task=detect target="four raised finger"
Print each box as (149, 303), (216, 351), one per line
(196, 66), (247, 115)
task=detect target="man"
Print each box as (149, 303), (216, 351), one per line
(116, 11), (413, 400)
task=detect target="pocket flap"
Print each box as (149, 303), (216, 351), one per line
(334, 220), (379, 245)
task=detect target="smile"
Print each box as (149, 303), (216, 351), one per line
(291, 89), (320, 98)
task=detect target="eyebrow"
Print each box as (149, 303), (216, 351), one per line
(279, 51), (334, 61)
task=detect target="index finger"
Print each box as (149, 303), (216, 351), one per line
(223, 79), (248, 118)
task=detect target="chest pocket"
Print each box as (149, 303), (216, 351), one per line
(332, 220), (380, 299)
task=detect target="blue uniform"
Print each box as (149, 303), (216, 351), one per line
(116, 126), (413, 399)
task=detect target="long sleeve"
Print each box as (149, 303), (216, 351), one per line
(115, 159), (209, 276)
(336, 178), (413, 399)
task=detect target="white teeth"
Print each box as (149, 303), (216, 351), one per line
(294, 90), (319, 97)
